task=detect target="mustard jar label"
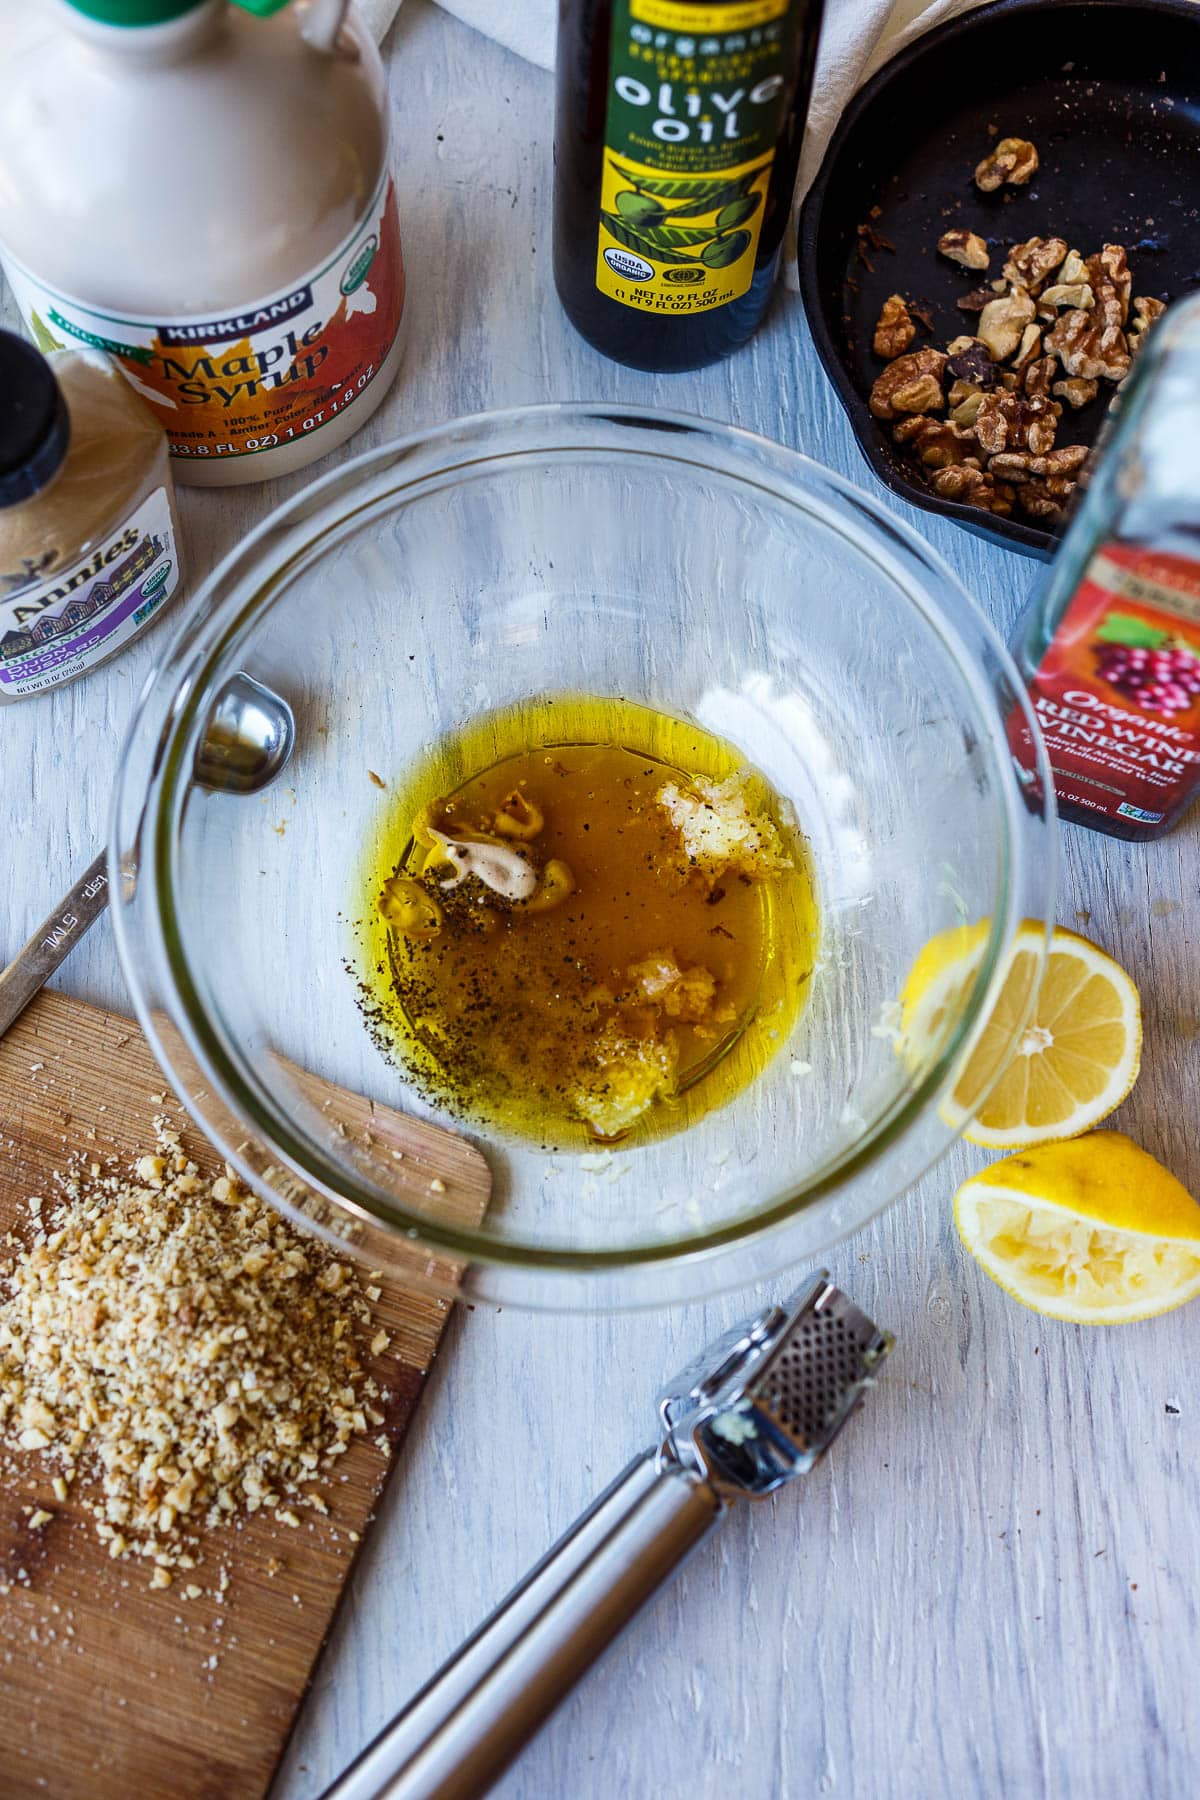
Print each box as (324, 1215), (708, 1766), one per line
(0, 486), (178, 697)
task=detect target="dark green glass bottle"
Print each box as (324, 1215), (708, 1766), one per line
(553, 0), (825, 373)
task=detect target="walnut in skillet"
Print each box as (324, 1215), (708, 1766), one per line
(868, 347), (947, 419)
(1044, 306), (1130, 382)
(974, 136), (1039, 191)
(938, 228), (990, 272)
(1003, 237), (1067, 294)
(1129, 295), (1166, 352)
(891, 415), (978, 467)
(930, 465), (1016, 515)
(859, 136), (1168, 526)
(976, 289), (1036, 361)
(873, 293), (917, 358)
(1053, 376), (1099, 408)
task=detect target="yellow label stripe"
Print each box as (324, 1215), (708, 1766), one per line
(630, 0), (789, 31)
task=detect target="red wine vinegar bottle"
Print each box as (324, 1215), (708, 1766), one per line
(553, 0), (825, 373)
(1012, 293), (1200, 840)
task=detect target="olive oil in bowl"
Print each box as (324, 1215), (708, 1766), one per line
(354, 696), (817, 1149)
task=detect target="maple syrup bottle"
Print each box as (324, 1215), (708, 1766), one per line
(554, 0), (825, 372)
(1012, 294), (1200, 840)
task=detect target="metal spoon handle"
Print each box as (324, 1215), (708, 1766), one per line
(0, 851), (110, 1040)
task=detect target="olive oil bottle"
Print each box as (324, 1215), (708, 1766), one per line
(553, 0), (825, 372)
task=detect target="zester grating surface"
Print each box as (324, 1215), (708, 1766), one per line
(767, 1308), (873, 1447)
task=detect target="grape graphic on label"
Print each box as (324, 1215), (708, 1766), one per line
(1094, 637), (1200, 715)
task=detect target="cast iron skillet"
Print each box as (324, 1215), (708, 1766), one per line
(797, 0), (1200, 558)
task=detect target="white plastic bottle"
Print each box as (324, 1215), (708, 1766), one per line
(0, 0), (407, 486)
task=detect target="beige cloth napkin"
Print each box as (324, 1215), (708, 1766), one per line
(364, 0), (995, 285)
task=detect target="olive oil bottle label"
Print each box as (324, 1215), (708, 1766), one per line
(595, 0), (803, 315)
(0, 170), (404, 471)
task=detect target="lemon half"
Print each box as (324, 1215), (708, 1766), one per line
(901, 921), (1141, 1150)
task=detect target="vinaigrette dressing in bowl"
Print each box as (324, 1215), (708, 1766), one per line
(353, 693), (819, 1149)
(111, 404), (1056, 1311)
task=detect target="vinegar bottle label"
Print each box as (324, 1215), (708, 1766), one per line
(1014, 542), (1200, 830)
(594, 0), (805, 317)
(0, 171), (405, 470)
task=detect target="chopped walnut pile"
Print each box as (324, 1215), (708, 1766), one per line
(867, 139), (1169, 527)
(0, 1118), (385, 1577)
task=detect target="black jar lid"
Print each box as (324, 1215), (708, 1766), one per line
(0, 329), (71, 507)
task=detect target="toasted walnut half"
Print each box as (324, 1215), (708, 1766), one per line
(1004, 236), (1067, 293)
(1129, 294), (1166, 352)
(868, 348), (947, 419)
(974, 391), (1060, 456)
(1024, 356), (1058, 399)
(1039, 281), (1094, 313)
(873, 293), (917, 358)
(989, 444), (1088, 482)
(1045, 306), (1130, 383)
(891, 416), (977, 468)
(974, 136), (1038, 191)
(938, 228), (990, 271)
(977, 289), (1036, 361)
(1015, 479), (1072, 521)
(1053, 376), (1099, 409)
(956, 286), (995, 314)
(1030, 444), (1090, 478)
(1086, 245), (1131, 323)
(930, 465), (1015, 515)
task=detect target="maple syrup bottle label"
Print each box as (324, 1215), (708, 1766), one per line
(0, 171), (405, 474)
(1013, 543), (1200, 830)
(594, 0), (805, 317)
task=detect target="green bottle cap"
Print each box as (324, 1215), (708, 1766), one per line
(62, 0), (291, 25)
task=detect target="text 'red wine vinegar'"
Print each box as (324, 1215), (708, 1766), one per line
(1012, 292), (1200, 841)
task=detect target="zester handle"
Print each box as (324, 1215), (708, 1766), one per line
(0, 851), (110, 1041)
(320, 1450), (723, 1800)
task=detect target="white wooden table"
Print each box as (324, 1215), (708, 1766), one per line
(4, 6), (1198, 1796)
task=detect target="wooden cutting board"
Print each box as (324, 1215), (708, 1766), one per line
(0, 989), (491, 1800)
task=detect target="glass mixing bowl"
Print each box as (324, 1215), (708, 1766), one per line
(112, 405), (1056, 1310)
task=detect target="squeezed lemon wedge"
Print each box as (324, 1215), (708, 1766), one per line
(955, 1132), (1200, 1323)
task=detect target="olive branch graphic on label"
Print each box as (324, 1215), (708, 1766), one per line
(602, 162), (763, 270)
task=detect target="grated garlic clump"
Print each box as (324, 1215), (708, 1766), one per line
(0, 1116), (384, 1573)
(657, 774), (792, 882)
(572, 1024), (679, 1141)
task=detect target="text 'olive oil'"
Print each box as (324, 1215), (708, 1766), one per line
(553, 0), (825, 372)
